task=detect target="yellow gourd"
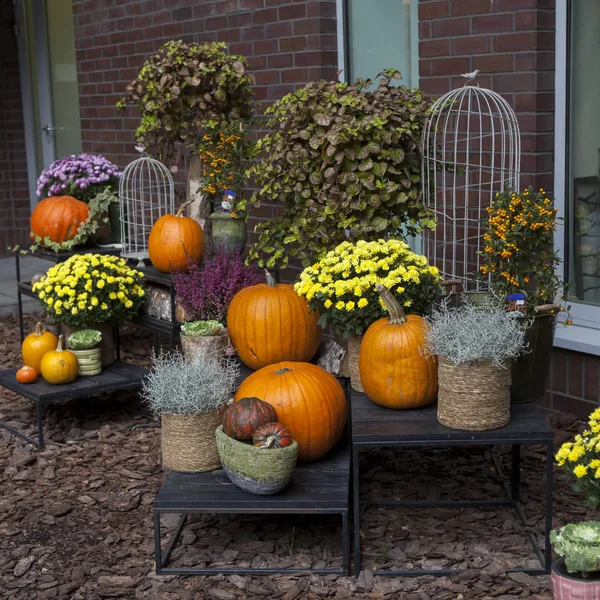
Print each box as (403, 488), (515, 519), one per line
(40, 335), (79, 385)
(22, 322), (58, 373)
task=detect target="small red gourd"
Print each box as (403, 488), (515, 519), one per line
(253, 422), (293, 449)
(222, 397), (279, 441)
(16, 366), (38, 384)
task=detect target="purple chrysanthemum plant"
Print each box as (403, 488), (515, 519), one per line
(36, 153), (121, 204)
(173, 250), (264, 325)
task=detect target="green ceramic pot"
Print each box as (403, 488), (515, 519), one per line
(210, 213), (246, 254)
(215, 426), (298, 495)
(71, 347), (102, 376)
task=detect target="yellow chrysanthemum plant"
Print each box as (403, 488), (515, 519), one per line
(479, 186), (571, 322)
(33, 254), (146, 329)
(556, 407), (600, 508)
(295, 239), (441, 337)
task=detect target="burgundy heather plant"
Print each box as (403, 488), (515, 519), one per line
(173, 251), (263, 325)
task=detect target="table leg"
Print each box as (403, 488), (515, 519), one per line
(17, 290), (24, 342)
(342, 511), (350, 575)
(352, 445), (361, 575)
(511, 444), (521, 503)
(154, 511), (163, 572)
(545, 440), (553, 573)
(36, 401), (46, 450)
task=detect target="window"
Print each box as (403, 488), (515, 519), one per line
(555, 0), (600, 355)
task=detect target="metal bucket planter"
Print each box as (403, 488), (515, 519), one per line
(215, 425), (298, 495)
(511, 313), (556, 403)
(180, 331), (229, 363)
(437, 357), (511, 431)
(210, 213), (246, 254)
(161, 406), (227, 472)
(552, 558), (600, 600)
(71, 347), (102, 376)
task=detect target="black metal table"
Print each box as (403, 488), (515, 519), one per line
(0, 361), (148, 449)
(153, 442), (351, 576)
(351, 392), (553, 577)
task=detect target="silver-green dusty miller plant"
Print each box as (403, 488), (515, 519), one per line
(551, 522), (600, 576)
(424, 298), (526, 368)
(141, 351), (239, 415)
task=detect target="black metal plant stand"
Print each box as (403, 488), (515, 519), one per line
(350, 393), (554, 576)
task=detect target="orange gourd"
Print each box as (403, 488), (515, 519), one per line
(30, 196), (89, 244)
(40, 335), (79, 385)
(16, 366), (38, 384)
(227, 271), (321, 370)
(148, 200), (204, 273)
(234, 362), (347, 462)
(22, 322), (59, 373)
(359, 284), (437, 409)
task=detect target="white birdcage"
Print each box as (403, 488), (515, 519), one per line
(119, 147), (175, 266)
(421, 74), (521, 291)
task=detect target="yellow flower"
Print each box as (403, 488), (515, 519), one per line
(97, 279), (106, 289)
(124, 300), (133, 309)
(101, 303), (108, 310)
(109, 292), (117, 300)
(335, 301), (345, 310)
(117, 291), (125, 300)
(574, 464), (588, 478)
(71, 307), (78, 316)
(324, 299), (333, 309)
(91, 297), (99, 306)
(78, 301), (86, 310)
(346, 301), (355, 311)
(358, 298), (368, 308)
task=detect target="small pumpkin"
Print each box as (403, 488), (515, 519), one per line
(227, 270), (321, 370)
(40, 335), (79, 385)
(30, 196), (89, 244)
(235, 362), (347, 462)
(22, 322), (59, 373)
(253, 422), (293, 449)
(358, 284), (437, 409)
(222, 397), (279, 441)
(148, 199), (204, 273)
(16, 366), (38, 384)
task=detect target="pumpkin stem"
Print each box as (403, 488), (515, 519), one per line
(263, 435), (276, 449)
(175, 198), (194, 218)
(35, 322), (44, 336)
(265, 269), (277, 287)
(55, 335), (65, 352)
(376, 284), (407, 325)
(275, 367), (292, 375)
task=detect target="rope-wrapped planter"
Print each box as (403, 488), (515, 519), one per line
(437, 357), (511, 431)
(216, 425), (298, 495)
(161, 407), (226, 472)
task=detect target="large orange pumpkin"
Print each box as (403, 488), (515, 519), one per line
(30, 196), (89, 244)
(359, 284), (437, 409)
(148, 200), (204, 273)
(227, 271), (321, 370)
(234, 362), (347, 462)
(22, 322), (59, 374)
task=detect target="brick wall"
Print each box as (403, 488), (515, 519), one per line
(0, 3), (30, 256)
(418, 0), (555, 192)
(72, 0), (338, 247)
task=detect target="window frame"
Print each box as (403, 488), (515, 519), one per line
(554, 0), (600, 356)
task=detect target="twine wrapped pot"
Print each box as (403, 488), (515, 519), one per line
(180, 332), (229, 364)
(346, 333), (364, 392)
(161, 406), (226, 472)
(437, 356), (511, 431)
(216, 426), (298, 495)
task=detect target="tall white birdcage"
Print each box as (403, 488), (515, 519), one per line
(119, 148), (175, 265)
(421, 75), (521, 291)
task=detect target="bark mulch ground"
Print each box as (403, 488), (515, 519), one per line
(0, 312), (589, 599)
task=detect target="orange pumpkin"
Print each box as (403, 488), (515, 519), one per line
(359, 284), (437, 409)
(22, 322), (59, 374)
(30, 196), (89, 244)
(16, 366), (38, 384)
(40, 335), (79, 385)
(148, 200), (204, 273)
(235, 362), (347, 462)
(227, 271), (321, 370)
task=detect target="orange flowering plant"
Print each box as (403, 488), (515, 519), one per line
(479, 187), (571, 321)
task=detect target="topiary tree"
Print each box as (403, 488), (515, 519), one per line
(117, 40), (254, 166)
(242, 70), (436, 268)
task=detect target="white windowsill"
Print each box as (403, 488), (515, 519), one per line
(554, 323), (600, 356)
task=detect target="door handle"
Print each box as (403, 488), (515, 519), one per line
(42, 124), (55, 133)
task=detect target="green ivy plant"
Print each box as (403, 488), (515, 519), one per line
(242, 70), (436, 268)
(117, 40), (254, 165)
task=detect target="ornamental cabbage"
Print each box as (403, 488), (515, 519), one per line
(551, 522), (600, 576)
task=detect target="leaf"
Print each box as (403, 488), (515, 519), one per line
(314, 112), (332, 126)
(232, 60), (245, 74)
(358, 158), (373, 172)
(323, 167), (336, 179)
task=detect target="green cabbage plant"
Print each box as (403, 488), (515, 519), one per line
(181, 320), (224, 337)
(551, 522), (600, 576)
(68, 329), (102, 350)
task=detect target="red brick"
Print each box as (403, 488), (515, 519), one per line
(266, 22), (292, 39)
(240, 25), (266, 41)
(419, 77), (452, 95)
(278, 4), (306, 21)
(473, 13), (514, 34)
(295, 51), (336, 68)
(252, 8), (278, 23)
(306, 2), (336, 18)
(419, 39), (451, 58)
(431, 57), (470, 76)
(452, 0), (492, 16)
(255, 70), (280, 85)
(585, 356), (600, 402)
(418, 1), (450, 20)
(240, 0), (264, 9)
(282, 68), (308, 83)
(515, 10), (537, 29)
(493, 32), (536, 52)
(247, 55), (266, 70)
(493, 0), (537, 9)
(452, 35), (491, 55)
(267, 83), (295, 100)
(308, 33), (336, 50)
(280, 36), (307, 52)
(432, 18), (470, 38)
(268, 53), (294, 68)
(254, 39), (278, 54)
(419, 22), (431, 39)
(215, 0), (239, 15)
(473, 54), (513, 73)
(294, 18), (336, 36)
(206, 16), (227, 30)
(420, 59), (432, 77)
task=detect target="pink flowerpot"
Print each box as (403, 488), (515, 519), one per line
(552, 559), (600, 599)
